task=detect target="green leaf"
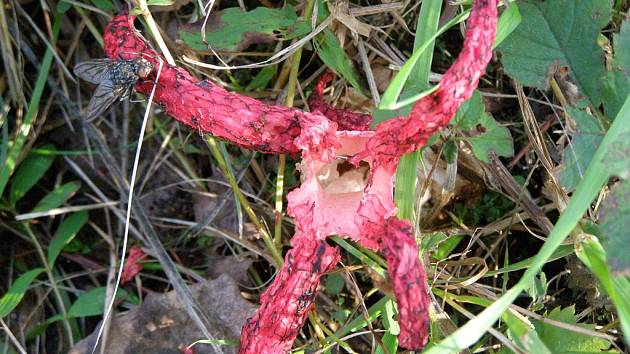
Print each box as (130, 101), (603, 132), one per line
(467, 115), (514, 163)
(602, 127), (630, 180)
(68, 287), (115, 317)
(420, 232), (448, 254)
(603, 20), (630, 119)
(452, 90), (487, 130)
(245, 66), (277, 92)
(532, 306), (615, 353)
(323, 273), (344, 295)
(9, 145), (56, 205)
(31, 181), (81, 213)
(599, 180), (630, 276)
(503, 309), (552, 354)
(0, 268), (45, 318)
(499, 0), (612, 105)
(435, 235), (464, 260)
(314, 30), (364, 94)
(47, 211), (88, 266)
(525, 271), (547, 302)
(178, 6), (299, 52)
(382, 298), (400, 335)
(25, 314), (64, 340)
(493, 2), (521, 48)
(65, 287), (129, 319)
(89, 0), (114, 11)
(376, 332), (398, 354)
(576, 235), (630, 344)
(452, 91), (513, 163)
(556, 107), (605, 191)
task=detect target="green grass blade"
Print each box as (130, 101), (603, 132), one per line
(379, 10), (469, 110)
(394, 0), (443, 221)
(0, 16), (61, 196)
(493, 2), (521, 48)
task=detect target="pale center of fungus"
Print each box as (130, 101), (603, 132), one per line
(316, 159), (370, 194)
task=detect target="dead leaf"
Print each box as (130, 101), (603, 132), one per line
(69, 275), (256, 354)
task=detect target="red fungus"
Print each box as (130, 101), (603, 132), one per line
(308, 72), (373, 131)
(100, 0), (497, 351)
(103, 16), (339, 156)
(120, 246), (147, 284)
(352, 0), (497, 170)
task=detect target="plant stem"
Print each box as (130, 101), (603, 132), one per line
(273, 0), (317, 248)
(205, 136), (284, 266)
(136, 0), (175, 65)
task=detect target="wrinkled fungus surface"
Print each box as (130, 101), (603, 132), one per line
(101, 0), (496, 351)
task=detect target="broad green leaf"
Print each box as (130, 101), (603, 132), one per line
(467, 115), (514, 163)
(499, 0), (612, 105)
(532, 306), (615, 353)
(9, 145), (56, 205)
(602, 20), (630, 119)
(599, 180), (630, 276)
(68, 287), (113, 317)
(37, 287), (128, 320)
(452, 91), (513, 163)
(452, 90), (487, 130)
(31, 181), (81, 213)
(556, 107), (605, 191)
(0, 268), (45, 318)
(47, 211), (88, 266)
(245, 66), (277, 92)
(178, 7), (300, 52)
(314, 30), (364, 94)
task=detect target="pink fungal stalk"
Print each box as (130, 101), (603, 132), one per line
(100, 0), (496, 351)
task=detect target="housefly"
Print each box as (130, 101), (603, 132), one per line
(74, 58), (153, 121)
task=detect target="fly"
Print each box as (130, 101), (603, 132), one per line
(74, 58), (153, 121)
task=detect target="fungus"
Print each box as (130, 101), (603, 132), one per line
(100, 0), (497, 351)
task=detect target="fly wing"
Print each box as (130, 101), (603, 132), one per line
(84, 79), (127, 121)
(74, 59), (116, 84)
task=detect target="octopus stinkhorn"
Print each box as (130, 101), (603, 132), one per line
(98, 0), (497, 351)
